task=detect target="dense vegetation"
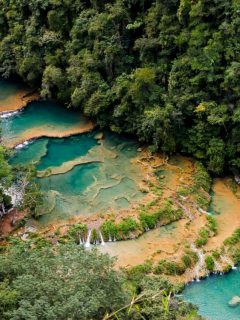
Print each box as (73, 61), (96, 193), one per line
(0, 142), (42, 223)
(0, 240), (202, 320)
(0, 0), (239, 174)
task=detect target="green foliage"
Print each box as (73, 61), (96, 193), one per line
(205, 256), (215, 272)
(195, 228), (210, 248)
(0, 241), (203, 320)
(207, 215), (217, 235)
(101, 220), (118, 241)
(139, 211), (158, 230)
(0, 0), (239, 174)
(0, 243), (126, 320)
(90, 228), (101, 244)
(224, 228), (240, 246)
(195, 215), (217, 248)
(154, 259), (185, 276)
(68, 223), (88, 244)
(193, 162), (211, 193)
(117, 217), (140, 237)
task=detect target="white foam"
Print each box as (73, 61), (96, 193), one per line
(0, 110), (19, 119)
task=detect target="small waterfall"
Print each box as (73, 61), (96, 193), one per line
(108, 235), (112, 242)
(0, 110), (19, 118)
(99, 231), (105, 245)
(198, 207), (211, 215)
(220, 255), (237, 270)
(79, 237), (84, 245)
(15, 140), (31, 150)
(85, 229), (92, 248)
(191, 244), (205, 281)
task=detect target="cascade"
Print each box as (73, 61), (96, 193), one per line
(191, 244), (205, 281)
(85, 229), (92, 248)
(99, 231), (105, 245)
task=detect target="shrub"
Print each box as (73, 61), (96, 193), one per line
(139, 212), (158, 230)
(154, 259), (185, 276)
(90, 228), (101, 244)
(195, 228), (210, 248)
(68, 224), (88, 244)
(224, 228), (240, 246)
(100, 220), (118, 241)
(205, 256), (214, 271)
(181, 255), (192, 269)
(117, 217), (139, 237)
(207, 215), (217, 235)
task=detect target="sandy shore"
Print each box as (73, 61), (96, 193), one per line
(5, 122), (95, 148)
(0, 89), (39, 113)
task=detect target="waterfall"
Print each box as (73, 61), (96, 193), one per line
(191, 244), (205, 281)
(79, 237), (84, 245)
(99, 231), (105, 245)
(85, 229), (92, 248)
(0, 110), (19, 118)
(108, 235), (112, 242)
(198, 207), (211, 215)
(220, 255), (237, 270)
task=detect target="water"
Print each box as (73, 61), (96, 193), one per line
(1, 100), (90, 146)
(9, 128), (144, 224)
(99, 223), (178, 267)
(183, 266), (240, 320)
(0, 77), (22, 102)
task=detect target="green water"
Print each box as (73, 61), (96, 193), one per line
(37, 134), (98, 171)
(0, 77), (22, 101)
(1, 100), (88, 146)
(10, 130), (144, 223)
(183, 267), (240, 320)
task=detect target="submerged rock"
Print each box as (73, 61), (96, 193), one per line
(94, 132), (104, 140)
(228, 296), (240, 307)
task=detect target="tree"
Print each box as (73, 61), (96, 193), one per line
(0, 243), (127, 320)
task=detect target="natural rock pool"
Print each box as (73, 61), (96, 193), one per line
(1, 100), (93, 147)
(1, 96), (146, 224)
(1, 78), (240, 320)
(183, 266), (240, 320)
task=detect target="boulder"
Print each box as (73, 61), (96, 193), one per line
(94, 132), (104, 140)
(228, 296), (240, 307)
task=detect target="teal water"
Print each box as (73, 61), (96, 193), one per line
(183, 267), (240, 320)
(1, 100), (89, 146)
(10, 131), (144, 223)
(37, 133), (97, 171)
(0, 77), (22, 101)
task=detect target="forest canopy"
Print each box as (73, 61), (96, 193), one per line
(0, 0), (239, 174)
